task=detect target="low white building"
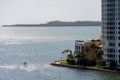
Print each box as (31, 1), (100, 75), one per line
(74, 40), (84, 54)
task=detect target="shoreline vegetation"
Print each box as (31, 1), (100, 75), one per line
(2, 21), (101, 27)
(50, 39), (120, 75)
(50, 60), (119, 75)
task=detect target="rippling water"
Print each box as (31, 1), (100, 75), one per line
(0, 26), (119, 80)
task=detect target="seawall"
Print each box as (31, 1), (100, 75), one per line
(50, 61), (120, 75)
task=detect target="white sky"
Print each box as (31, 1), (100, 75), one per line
(0, 0), (101, 25)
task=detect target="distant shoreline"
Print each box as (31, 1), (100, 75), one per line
(2, 25), (101, 27)
(2, 21), (101, 27)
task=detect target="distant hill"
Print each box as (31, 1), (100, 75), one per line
(3, 21), (101, 27)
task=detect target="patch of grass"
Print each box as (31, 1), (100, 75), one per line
(90, 66), (99, 69)
(60, 61), (67, 65)
(89, 65), (103, 69)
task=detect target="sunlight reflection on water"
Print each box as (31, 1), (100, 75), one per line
(0, 27), (119, 80)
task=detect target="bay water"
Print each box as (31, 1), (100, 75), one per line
(0, 26), (119, 80)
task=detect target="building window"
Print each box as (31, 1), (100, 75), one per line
(109, 43), (115, 46)
(119, 36), (120, 40)
(118, 31), (120, 34)
(107, 54), (115, 58)
(119, 43), (120, 47)
(107, 48), (115, 53)
(82, 46), (84, 50)
(119, 22), (120, 25)
(119, 55), (120, 63)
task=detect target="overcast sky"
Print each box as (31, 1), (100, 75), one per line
(0, 0), (101, 25)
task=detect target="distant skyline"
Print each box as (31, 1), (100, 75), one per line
(0, 0), (101, 26)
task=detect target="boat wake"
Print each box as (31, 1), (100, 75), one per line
(20, 64), (38, 72)
(0, 65), (16, 69)
(0, 64), (38, 72)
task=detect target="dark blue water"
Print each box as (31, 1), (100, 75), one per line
(0, 26), (119, 80)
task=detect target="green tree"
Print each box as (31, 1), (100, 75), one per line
(67, 53), (74, 60)
(84, 47), (90, 53)
(96, 50), (104, 66)
(76, 51), (87, 65)
(67, 53), (76, 65)
(61, 49), (73, 60)
(96, 51), (103, 60)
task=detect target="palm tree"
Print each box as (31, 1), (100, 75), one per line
(61, 49), (73, 60)
(65, 49), (69, 53)
(69, 50), (72, 54)
(61, 51), (65, 60)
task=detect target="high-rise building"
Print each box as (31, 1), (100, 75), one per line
(102, 0), (120, 66)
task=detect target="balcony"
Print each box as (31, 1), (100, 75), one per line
(107, 32), (115, 35)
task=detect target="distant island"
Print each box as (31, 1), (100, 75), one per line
(3, 21), (101, 27)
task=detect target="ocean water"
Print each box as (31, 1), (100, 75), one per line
(0, 26), (119, 80)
